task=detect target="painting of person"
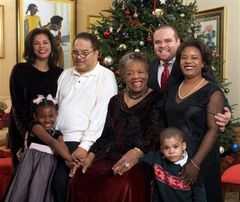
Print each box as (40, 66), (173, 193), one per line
(24, 3), (42, 37)
(44, 15), (64, 68)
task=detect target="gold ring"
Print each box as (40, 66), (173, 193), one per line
(125, 163), (130, 168)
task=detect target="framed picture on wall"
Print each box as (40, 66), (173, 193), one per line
(88, 15), (102, 31)
(0, 5), (4, 58)
(195, 7), (226, 78)
(16, 0), (76, 69)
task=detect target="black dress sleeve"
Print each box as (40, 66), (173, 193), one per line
(9, 64), (29, 137)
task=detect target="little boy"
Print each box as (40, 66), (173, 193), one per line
(141, 127), (206, 202)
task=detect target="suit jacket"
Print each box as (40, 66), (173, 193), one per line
(147, 58), (184, 94)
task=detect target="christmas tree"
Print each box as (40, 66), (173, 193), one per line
(91, 0), (200, 88)
(90, 0), (239, 154)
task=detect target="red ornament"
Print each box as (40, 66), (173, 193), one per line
(146, 35), (152, 43)
(125, 9), (130, 16)
(115, 68), (120, 76)
(103, 31), (110, 38)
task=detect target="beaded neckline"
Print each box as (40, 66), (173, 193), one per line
(128, 87), (149, 100)
(178, 78), (205, 100)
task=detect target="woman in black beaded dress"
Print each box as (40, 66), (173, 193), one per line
(68, 52), (165, 202)
(165, 39), (225, 201)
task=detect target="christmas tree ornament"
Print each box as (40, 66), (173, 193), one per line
(152, 8), (164, 17)
(212, 50), (220, 58)
(103, 31), (111, 38)
(103, 56), (114, 66)
(133, 8), (138, 18)
(116, 24), (123, 33)
(187, 28), (192, 33)
(109, 27), (113, 33)
(119, 44), (127, 51)
(122, 32), (126, 37)
(125, 9), (130, 16)
(231, 142), (239, 152)
(139, 41), (144, 46)
(166, 14), (176, 21)
(219, 146), (225, 154)
(180, 13), (185, 18)
(146, 35), (152, 43)
(134, 49), (140, 52)
(115, 68), (120, 76)
(224, 88), (230, 93)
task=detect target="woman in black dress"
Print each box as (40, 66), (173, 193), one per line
(8, 28), (64, 169)
(68, 52), (165, 202)
(165, 39), (225, 201)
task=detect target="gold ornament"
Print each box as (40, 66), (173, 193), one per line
(152, 9), (164, 17)
(119, 44), (127, 51)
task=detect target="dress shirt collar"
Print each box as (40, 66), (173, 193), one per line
(160, 57), (176, 66)
(174, 150), (188, 167)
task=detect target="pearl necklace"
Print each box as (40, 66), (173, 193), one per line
(178, 78), (205, 100)
(128, 88), (149, 100)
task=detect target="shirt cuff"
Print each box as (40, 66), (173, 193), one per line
(78, 140), (93, 151)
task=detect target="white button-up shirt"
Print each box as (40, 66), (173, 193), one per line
(55, 62), (118, 151)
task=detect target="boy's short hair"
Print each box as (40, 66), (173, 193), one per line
(159, 127), (184, 144)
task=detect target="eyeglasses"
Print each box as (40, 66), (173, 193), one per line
(72, 49), (94, 58)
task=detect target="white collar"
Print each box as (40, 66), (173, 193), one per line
(160, 57), (176, 66)
(174, 150), (188, 167)
(73, 62), (99, 77)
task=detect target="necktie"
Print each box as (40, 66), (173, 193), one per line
(161, 63), (169, 93)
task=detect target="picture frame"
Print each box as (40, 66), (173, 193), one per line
(16, 0), (76, 69)
(0, 5), (4, 58)
(88, 15), (102, 31)
(195, 7), (226, 78)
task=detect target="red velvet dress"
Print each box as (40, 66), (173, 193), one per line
(68, 91), (165, 202)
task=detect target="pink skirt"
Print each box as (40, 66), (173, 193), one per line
(67, 158), (153, 202)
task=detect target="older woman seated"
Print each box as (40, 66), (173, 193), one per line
(67, 52), (165, 202)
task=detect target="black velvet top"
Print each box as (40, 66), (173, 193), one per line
(8, 62), (63, 153)
(89, 90), (166, 159)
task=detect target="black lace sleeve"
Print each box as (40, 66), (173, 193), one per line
(193, 89), (225, 165)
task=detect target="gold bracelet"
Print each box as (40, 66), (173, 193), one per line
(190, 159), (200, 170)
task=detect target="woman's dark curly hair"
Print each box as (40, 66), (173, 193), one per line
(175, 38), (214, 80)
(24, 28), (58, 67)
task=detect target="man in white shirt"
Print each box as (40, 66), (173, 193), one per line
(52, 32), (118, 202)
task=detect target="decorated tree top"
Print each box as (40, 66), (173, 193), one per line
(91, 0), (200, 88)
